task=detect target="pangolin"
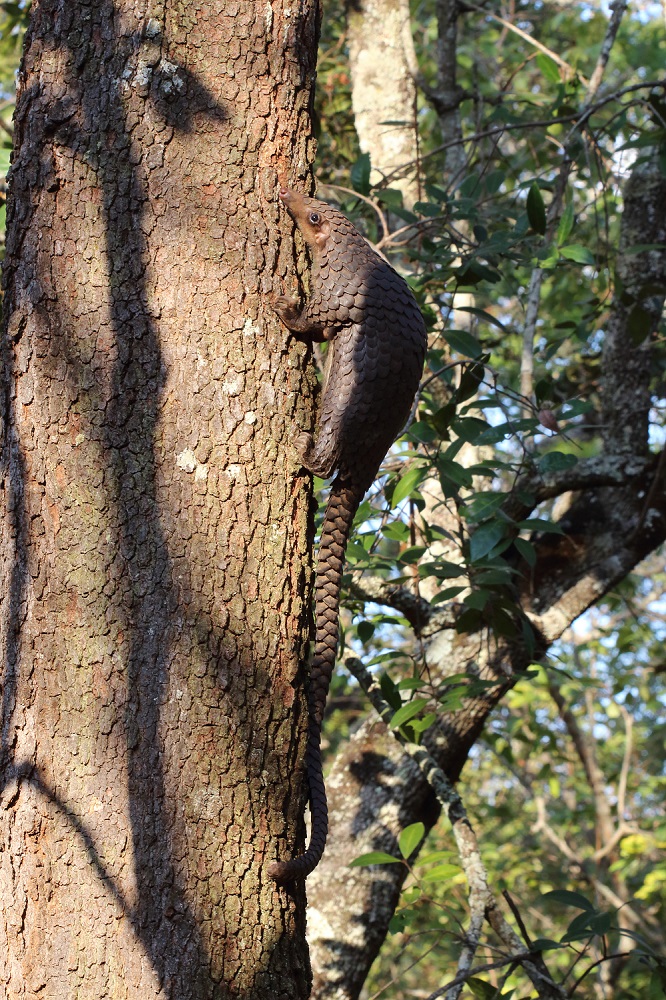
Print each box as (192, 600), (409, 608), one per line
(269, 185), (427, 882)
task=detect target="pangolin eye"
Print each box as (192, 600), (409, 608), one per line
(309, 212), (321, 224)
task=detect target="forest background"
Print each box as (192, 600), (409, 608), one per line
(0, 1), (665, 999)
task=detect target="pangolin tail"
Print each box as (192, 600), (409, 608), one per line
(269, 482), (362, 882)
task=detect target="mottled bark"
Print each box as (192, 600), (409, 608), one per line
(0, 1), (321, 997)
(307, 159), (666, 1000)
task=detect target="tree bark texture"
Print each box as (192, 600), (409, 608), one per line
(307, 159), (666, 999)
(346, 0), (420, 204)
(0, 1), (321, 997)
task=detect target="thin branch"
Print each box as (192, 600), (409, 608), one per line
(501, 453), (655, 524)
(516, 0), (629, 408)
(532, 800), (654, 936)
(317, 182), (391, 243)
(382, 80), (666, 184)
(567, 952), (634, 997)
(520, 267), (544, 411)
(533, 796), (578, 862)
(464, 2), (587, 86)
(347, 655), (491, 1000)
(423, 953), (532, 1000)
(367, 937), (444, 1000)
(503, 889), (534, 947)
(590, 822), (636, 863)
(347, 572), (458, 635)
(485, 901), (569, 1000)
(616, 705), (633, 823)
(346, 655), (568, 1000)
(585, 0), (629, 105)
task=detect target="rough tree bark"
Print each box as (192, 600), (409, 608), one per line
(0, 1), (321, 997)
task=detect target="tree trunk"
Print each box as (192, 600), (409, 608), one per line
(0, 1), (321, 997)
(346, 0), (420, 205)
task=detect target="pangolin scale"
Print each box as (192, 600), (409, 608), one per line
(269, 186), (427, 882)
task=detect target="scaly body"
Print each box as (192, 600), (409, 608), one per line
(269, 186), (427, 881)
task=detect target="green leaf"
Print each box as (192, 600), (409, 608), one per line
(536, 52), (561, 83)
(437, 458), (473, 488)
(465, 490), (505, 522)
(392, 465), (428, 507)
(397, 678), (422, 691)
(419, 863), (462, 882)
(531, 938), (562, 952)
(468, 978), (501, 999)
(414, 850), (455, 866)
(457, 259), (502, 285)
(624, 243), (666, 255)
(541, 889), (595, 911)
(377, 187), (404, 210)
(351, 152), (371, 196)
(484, 169), (505, 194)
(349, 851), (403, 867)
(432, 585), (466, 602)
(357, 620), (375, 643)
(527, 182), (547, 235)
(445, 329), (483, 358)
(431, 402), (456, 437)
(432, 559), (467, 578)
(490, 605), (520, 638)
(425, 182), (449, 203)
(464, 588), (492, 611)
(470, 522), (507, 562)
(560, 244), (595, 265)
(388, 911), (408, 934)
(407, 713), (437, 734)
(346, 542), (370, 563)
(589, 912), (613, 934)
(513, 537), (537, 568)
(456, 306), (509, 334)
(458, 173), (481, 198)
(560, 398), (594, 417)
(390, 698), (429, 729)
(562, 909), (597, 940)
(380, 672), (402, 712)
(518, 517), (563, 533)
(556, 202), (575, 245)
(399, 822), (425, 859)
(382, 520), (411, 543)
(398, 545), (427, 564)
(414, 200), (443, 218)
(452, 416), (489, 443)
(456, 362), (485, 402)
(475, 568), (513, 586)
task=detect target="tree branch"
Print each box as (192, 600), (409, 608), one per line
(502, 454), (656, 524)
(464, 2), (587, 85)
(585, 0), (629, 104)
(347, 655), (568, 1000)
(348, 572), (458, 634)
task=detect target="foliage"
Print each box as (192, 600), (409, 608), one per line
(313, 0), (666, 996)
(0, 2), (29, 253)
